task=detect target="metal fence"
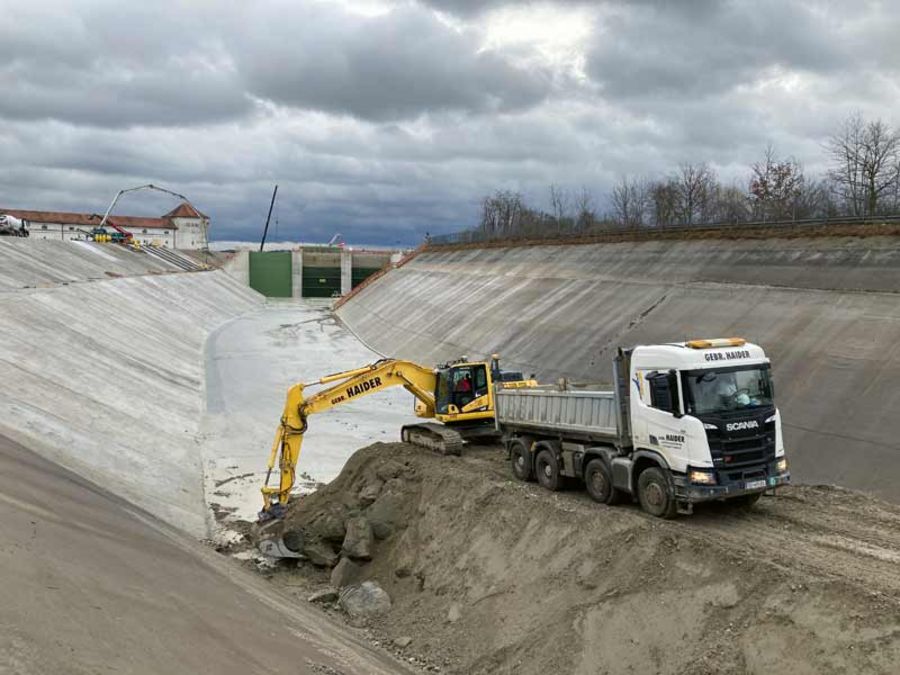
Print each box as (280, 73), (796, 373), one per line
(427, 214), (900, 247)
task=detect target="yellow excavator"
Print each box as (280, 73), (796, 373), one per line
(257, 355), (534, 556)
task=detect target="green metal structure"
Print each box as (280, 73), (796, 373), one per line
(249, 251), (292, 297)
(302, 265), (341, 297)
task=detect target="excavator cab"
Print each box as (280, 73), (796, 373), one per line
(435, 363), (490, 415)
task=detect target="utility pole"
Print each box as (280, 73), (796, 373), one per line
(259, 185), (278, 252)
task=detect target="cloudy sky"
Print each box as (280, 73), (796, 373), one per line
(1, 0), (898, 245)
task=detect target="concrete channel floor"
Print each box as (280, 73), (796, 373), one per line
(0, 431), (412, 675)
(202, 300), (420, 533)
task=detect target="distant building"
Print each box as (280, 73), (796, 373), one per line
(0, 202), (209, 249)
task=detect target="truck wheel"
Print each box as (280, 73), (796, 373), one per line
(584, 459), (621, 505)
(637, 467), (677, 519)
(535, 449), (562, 491)
(509, 439), (533, 482)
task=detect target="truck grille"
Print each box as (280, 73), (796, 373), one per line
(705, 422), (776, 483)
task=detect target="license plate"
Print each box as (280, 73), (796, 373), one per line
(745, 479), (766, 490)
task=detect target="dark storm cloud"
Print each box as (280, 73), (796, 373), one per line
(1, 0), (898, 245)
(0, 2), (553, 126)
(416, 0), (515, 15)
(235, 4), (554, 120)
(587, 1), (863, 101)
(0, 4), (251, 127)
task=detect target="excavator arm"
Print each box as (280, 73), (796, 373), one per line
(260, 359), (437, 515)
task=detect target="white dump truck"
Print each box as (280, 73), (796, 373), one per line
(497, 338), (790, 517)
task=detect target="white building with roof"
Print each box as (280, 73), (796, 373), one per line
(0, 202), (209, 250)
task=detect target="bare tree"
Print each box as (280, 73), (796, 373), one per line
(548, 184), (570, 234)
(795, 178), (839, 219)
(749, 144), (805, 220)
(610, 175), (650, 228)
(574, 186), (596, 231)
(674, 163), (716, 224)
(480, 190), (525, 236)
(827, 113), (900, 216)
(649, 179), (679, 226)
(713, 183), (752, 223)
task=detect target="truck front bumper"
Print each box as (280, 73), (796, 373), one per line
(674, 472), (791, 503)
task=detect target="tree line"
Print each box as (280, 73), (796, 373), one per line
(476, 113), (900, 237)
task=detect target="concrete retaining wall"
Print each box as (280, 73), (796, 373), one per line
(0, 270), (262, 535)
(0, 238), (181, 291)
(336, 236), (900, 501)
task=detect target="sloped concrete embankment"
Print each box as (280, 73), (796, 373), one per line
(0, 270), (262, 536)
(336, 237), (900, 501)
(0, 238), (182, 290)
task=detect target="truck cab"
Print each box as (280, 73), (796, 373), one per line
(622, 338), (790, 513)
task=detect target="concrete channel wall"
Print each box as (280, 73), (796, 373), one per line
(0, 238), (183, 291)
(336, 236), (900, 501)
(0, 255), (262, 535)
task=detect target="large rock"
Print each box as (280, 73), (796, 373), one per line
(331, 557), (362, 588)
(358, 480), (383, 507)
(366, 492), (405, 540)
(303, 538), (339, 567)
(279, 529), (304, 554)
(375, 460), (405, 481)
(339, 581), (392, 622)
(308, 504), (348, 543)
(342, 516), (374, 560)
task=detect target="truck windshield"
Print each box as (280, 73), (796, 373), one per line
(681, 364), (773, 415)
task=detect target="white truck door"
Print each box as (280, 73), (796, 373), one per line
(632, 369), (690, 473)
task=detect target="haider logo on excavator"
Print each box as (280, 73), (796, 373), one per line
(346, 376), (383, 398)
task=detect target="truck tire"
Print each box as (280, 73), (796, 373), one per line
(509, 439), (533, 482)
(535, 449), (562, 491)
(637, 467), (677, 519)
(584, 459), (622, 505)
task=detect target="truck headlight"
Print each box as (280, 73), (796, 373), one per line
(776, 457), (788, 474)
(690, 469), (717, 485)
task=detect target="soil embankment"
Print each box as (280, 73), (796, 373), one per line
(266, 442), (900, 675)
(336, 236), (900, 502)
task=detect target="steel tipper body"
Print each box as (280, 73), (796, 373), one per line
(496, 338), (791, 517)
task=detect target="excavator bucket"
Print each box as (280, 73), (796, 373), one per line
(253, 518), (304, 558)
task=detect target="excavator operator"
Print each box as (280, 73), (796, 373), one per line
(454, 371), (474, 407)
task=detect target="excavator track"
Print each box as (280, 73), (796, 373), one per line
(401, 423), (465, 456)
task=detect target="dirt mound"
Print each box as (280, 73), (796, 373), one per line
(271, 442), (900, 674)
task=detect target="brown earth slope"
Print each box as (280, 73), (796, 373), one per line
(268, 442), (900, 675)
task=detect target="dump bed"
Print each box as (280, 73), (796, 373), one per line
(494, 387), (621, 443)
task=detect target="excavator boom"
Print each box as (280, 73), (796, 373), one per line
(260, 359), (438, 516)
